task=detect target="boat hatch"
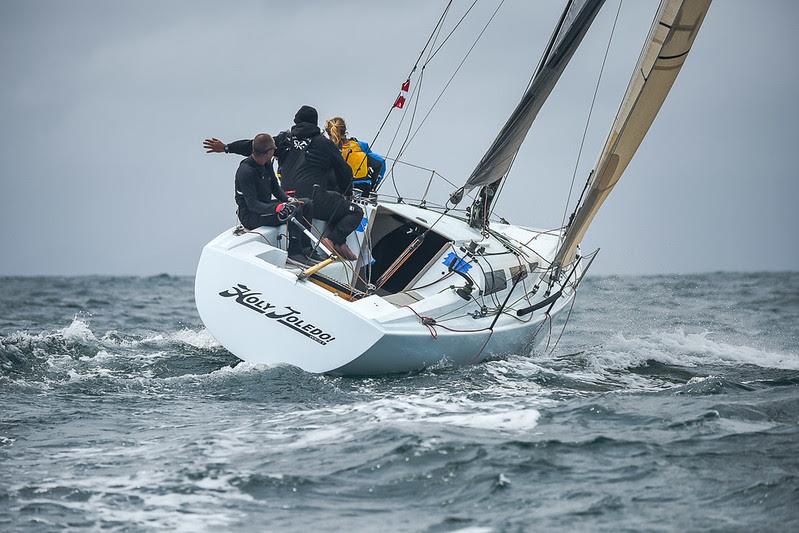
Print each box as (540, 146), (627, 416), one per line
(361, 208), (450, 295)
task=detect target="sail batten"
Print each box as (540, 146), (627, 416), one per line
(553, 0), (711, 268)
(451, 0), (606, 204)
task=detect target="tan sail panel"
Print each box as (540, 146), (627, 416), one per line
(554, 0), (712, 268)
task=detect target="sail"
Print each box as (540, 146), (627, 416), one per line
(553, 0), (711, 267)
(451, 0), (606, 204)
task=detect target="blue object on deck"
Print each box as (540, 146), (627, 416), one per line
(442, 251), (472, 273)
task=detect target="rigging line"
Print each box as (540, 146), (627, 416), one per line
(543, 312), (554, 351)
(434, 171), (463, 190)
(547, 280), (579, 355)
(411, 270), (457, 292)
(382, 155), (437, 173)
(503, 273), (550, 312)
(386, 60), (429, 197)
(382, 3), (450, 173)
(434, 323), (492, 334)
(503, 251), (578, 318)
(400, 0), (506, 154)
(401, 305), (439, 339)
(434, 313), (477, 323)
(423, 5), (450, 65)
(558, 0), (623, 243)
(244, 229), (276, 248)
(382, 11), (447, 200)
(488, 227), (553, 267)
(385, 73), (420, 158)
(424, 0), (480, 66)
(431, 299), (474, 322)
(378, 156), (479, 205)
(383, 4), (450, 199)
(380, 155), (472, 198)
(371, 1), (453, 149)
(383, 70), (424, 199)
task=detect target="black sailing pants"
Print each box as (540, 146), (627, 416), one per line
(239, 202), (307, 255)
(238, 201), (282, 230)
(309, 191), (363, 245)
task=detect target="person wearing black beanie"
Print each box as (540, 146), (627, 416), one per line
(294, 105), (318, 125)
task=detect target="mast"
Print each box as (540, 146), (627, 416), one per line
(553, 0), (712, 268)
(450, 0), (607, 227)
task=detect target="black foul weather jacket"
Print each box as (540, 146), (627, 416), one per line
(235, 156), (288, 230)
(227, 123), (353, 198)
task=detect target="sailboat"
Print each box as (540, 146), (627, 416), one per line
(194, 0), (711, 375)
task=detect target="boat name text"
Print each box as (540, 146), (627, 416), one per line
(218, 284), (336, 345)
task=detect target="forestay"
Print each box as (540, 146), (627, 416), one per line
(554, 0), (712, 267)
(450, 0), (606, 204)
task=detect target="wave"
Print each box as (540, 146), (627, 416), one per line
(520, 327), (799, 396)
(104, 327), (222, 350)
(0, 317), (231, 388)
(599, 329), (799, 371)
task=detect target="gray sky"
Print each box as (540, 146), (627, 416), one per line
(1, 0), (797, 276)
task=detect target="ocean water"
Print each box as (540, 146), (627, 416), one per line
(1, 273), (797, 532)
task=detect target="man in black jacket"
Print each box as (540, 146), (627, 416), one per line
(234, 133), (295, 230)
(203, 105), (362, 261)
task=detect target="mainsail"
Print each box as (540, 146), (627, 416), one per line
(553, 0), (712, 268)
(450, 0), (606, 205)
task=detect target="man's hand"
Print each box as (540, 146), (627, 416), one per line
(275, 202), (297, 222)
(203, 138), (226, 153)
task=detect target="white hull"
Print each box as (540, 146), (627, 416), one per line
(195, 201), (580, 376)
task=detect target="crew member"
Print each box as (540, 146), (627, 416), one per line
(234, 133), (296, 231)
(325, 116), (386, 196)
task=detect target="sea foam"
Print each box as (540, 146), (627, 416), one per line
(603, 329), (799, 370)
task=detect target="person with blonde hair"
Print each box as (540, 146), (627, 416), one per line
(325, 117), (385, 196)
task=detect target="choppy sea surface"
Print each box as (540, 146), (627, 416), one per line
(1, 273), (798, 532)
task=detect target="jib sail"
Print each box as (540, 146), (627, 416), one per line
(554, 0), (712, 268)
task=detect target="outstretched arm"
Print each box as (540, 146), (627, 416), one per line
(203, 138), (226, 153)
(202, 138), (253, 156)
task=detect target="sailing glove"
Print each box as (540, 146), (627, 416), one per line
(275, 202), (297, 222)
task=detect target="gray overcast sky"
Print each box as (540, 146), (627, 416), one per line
(1, 0), (797, 276)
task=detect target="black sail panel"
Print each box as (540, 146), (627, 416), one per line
(451, 0), (606, 204)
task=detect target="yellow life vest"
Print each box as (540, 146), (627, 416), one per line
(341, 139), (370, 179)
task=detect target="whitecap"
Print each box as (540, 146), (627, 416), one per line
(435, 408), (540, 432)
(604, 329), (799, 370)
(59, 316), (97, 343)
